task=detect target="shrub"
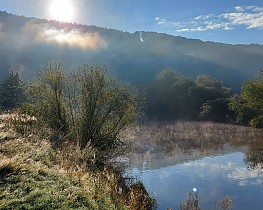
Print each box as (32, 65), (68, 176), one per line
(28, 62), (139, 154)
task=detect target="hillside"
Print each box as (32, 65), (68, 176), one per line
(0, 11), (263, 90)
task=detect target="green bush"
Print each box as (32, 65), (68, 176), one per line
(28, 62), (139, 154)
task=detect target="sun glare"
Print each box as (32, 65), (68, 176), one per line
(50, 0), (74, 22)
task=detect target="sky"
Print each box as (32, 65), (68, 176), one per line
(0, 0), (263, 44)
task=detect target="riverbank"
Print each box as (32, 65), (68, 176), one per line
(0, 115), (156, 209)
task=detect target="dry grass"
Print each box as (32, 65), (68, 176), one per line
(119, 120), (263, 170)
(121, 121), (263, 154)
(0, 113), (156, 210)
(178, 192), (233, 210)
(0, 111), (37, 136)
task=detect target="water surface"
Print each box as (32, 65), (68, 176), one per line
(122, 122), (263, 210)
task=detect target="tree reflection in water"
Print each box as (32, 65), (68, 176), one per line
(120, 121), (263, 170)
(120, 121), (263, 210)
(245, 138), (263, 172)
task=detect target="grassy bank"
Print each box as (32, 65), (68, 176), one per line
(0, 114), (156, 210)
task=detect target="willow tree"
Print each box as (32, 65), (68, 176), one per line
(29, 62), (139, 151)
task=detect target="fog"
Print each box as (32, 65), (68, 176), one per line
(0, 11), (263, 90)
(22, 21), (107, 50)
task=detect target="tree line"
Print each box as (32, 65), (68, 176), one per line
(145, 70), (230, 122)
(0, 64), (263, 138)
(144, 69), (263, 127)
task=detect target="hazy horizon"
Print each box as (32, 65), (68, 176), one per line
(0, 0), (263, 45)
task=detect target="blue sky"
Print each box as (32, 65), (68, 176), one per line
(0, 0), (263, 44)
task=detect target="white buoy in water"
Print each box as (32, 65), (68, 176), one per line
(193, 188), (197, 192)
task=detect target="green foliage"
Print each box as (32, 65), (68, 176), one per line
(146, 70), (196, 120)
(229, 95), (257, 125)
(192, 75), (231, 121)
(28, 62), (68, 135)
(145, 71), (231, 122)
(28, 62), (139, 153)
(195, 75), (230, 98)
(229, 70), (263, 127)
(199, 98), (232, 122)
(0, 166), (110, 209)
(0, 71), (26, 110)
(64, 63), (138, 150)
(19, 102), (35, 116)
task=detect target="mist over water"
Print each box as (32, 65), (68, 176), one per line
(121, 122), (263, 209)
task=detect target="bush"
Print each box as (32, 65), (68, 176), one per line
(28, 62), (139, 154)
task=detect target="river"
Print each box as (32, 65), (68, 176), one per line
(121, 121), (263, 210)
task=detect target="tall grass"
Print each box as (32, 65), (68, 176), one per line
(121, 121), (263, 154)
(0, 113), (156, 209)
(178, 192), (233, 210)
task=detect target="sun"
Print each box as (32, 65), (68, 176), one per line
(50, 0), (74, 22)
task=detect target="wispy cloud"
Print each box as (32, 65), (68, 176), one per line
(155, 17), (182, 27)
(155, 5), (263, 32)
(155, 17), (167, 25)
(184, 160), (262, 186)
(227, 167), (260, 180)
(194, 14), (215, 20)
(222, 8), (263, 29)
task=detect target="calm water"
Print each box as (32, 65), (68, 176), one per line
(122, 122), (263, 210)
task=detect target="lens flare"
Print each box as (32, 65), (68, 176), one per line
(50, 0), (74, 22)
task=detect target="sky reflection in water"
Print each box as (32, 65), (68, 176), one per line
(122, 122), (263, 209)
(128, 152), (263, 210)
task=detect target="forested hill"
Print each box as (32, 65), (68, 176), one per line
(0, 11), (263, 90)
